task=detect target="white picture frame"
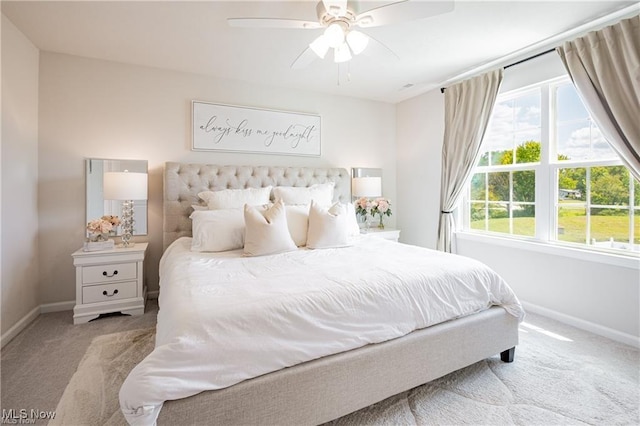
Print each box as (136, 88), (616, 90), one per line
(192, 101), (321, 156)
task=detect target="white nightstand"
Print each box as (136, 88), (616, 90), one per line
(71, 242), (148, 324)
(361, 228), (401, 242)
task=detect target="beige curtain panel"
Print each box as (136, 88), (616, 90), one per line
(557, 15), (640, 181)
(437, 69), (503, 253)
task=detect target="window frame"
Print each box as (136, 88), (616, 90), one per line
(462, 76), (638, 257)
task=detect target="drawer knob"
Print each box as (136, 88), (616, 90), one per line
(102, 289), (119, 297)
(102, 270), (118, 277)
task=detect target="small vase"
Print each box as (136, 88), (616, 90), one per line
(89, 232), (110, 242)
(378, 214), (385, 229)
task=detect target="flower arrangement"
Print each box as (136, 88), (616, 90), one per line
(354, 197), (392, 229)
(86, 215), (120, 241)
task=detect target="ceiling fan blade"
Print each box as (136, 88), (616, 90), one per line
(322, 0), (348, 17)
(361, 33), (400, 61)
(228, 18), (323, 29)
(355, 0), (454, 28)
(291, 46), (320, 70)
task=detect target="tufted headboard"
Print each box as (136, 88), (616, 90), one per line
(163, 162), (351, 250)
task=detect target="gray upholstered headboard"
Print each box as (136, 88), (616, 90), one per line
(163, 162), (351, 250)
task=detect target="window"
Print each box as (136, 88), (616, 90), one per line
(464, 77), (639, 254)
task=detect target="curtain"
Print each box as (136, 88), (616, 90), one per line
(437, 69), (503, 252)
(557, 15), (640, 181)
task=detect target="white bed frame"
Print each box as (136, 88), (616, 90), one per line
(158, 162), (519, 425)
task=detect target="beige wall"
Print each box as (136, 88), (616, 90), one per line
(395, 89), (444, 249)
(1, 15), (40, 336)
(38, 51), (397, 305)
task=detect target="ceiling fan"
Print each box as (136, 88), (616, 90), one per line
(228, 0), (454, 69)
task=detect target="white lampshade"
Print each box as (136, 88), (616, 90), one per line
(346, 30), (369, 55)
(334, 42), (352, 63)
(324, 23), (345, 48)
(310, 34), (330, 59)
(103, 172), (148, 200)
(352, 176), (382, 197)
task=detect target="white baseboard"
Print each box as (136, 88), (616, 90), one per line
(1, 305), (40, 349)
(522, 301), (640, 349)
(40, 300), (75, 313)
(2, 293), (159, 348)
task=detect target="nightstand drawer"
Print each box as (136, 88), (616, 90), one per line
(82, 262), (137, 284)
(82, 281), (137, 304)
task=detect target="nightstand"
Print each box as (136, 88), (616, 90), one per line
(361, 228), (401, 242)
(71, 242), (148, 324)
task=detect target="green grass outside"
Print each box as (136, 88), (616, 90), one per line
(470, 214), (639, 244)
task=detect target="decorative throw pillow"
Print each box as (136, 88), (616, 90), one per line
(306, 200), (351, 249)
(198, 186), (272, 210)
(190, 209), (245, 252)
(285, 205), (310, 247)
(243, 200), (297, 256)
(272, 182), (335, 206)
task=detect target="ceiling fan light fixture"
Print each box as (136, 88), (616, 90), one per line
(309, 34), (330, 59)
(324, 22), (345, 48)
(346, 30), (369, 55)
(334, 42), (352, 63)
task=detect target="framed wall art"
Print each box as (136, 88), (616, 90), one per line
(192, 101), (321, 156)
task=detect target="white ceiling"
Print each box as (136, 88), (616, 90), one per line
(2, 0), (638, 103)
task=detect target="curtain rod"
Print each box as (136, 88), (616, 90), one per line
(440, 48), (555, 93)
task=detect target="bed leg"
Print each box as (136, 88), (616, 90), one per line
(500, 347), (515, 363)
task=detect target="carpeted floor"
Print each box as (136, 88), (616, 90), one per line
(2, 300), (639, 425)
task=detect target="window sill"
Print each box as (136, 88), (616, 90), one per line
(455, 231), (640, 269)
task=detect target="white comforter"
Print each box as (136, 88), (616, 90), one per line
(120, 237), (524, 425)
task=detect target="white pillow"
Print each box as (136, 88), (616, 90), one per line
(345, 203), (361, 238)
(272, 182), (335, 206)
(244, 200), (297, 256)
(198, 186), (272, 210)
(190, 209), (245, 252)
(285, 205), (309, 247)
(306, 200), (351, 249)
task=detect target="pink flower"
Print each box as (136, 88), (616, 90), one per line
(87, 218), (114, 234)
(377, 199), (390, 213)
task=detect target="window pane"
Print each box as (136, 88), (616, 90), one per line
(513, 170), (535, 202)
(557, 203), (586, 243)
(557, 120), (591, 161)
(514, 136), (541, 164)
(558, 167), (586, 202)
(555, 83), (617, 161)
(590, 125), (618, 160)
(514, 91), (541, 130)
(470, 173), (486, 200)
(488, 172), (509, 201)
(635, 179), (640, 208)
(482, 90), (540, 167)
(556, 83), (589, 122)
(487, 202), (508, 233)
(513, 204), (535, 236)
(590, 208), (629, 248)
(470, 202), (486, 230)
(590, 166), (630, 206)
(487, 99), (514, 135)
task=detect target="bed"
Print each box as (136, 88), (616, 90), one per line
(119, 162), (524, 425)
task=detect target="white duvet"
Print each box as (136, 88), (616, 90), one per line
(120, 237), (524, 425)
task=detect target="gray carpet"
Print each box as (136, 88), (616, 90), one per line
(51, 316), (639, 425)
